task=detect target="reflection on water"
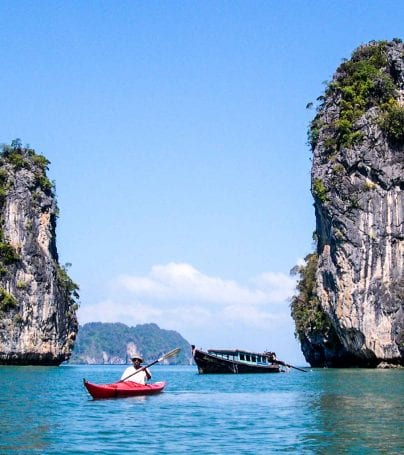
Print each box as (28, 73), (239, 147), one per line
(0, 367), (55, 453)
(0, 365), (403, 454)
(305, 369), (403, 454)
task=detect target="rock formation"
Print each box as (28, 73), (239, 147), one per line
(0, 140), (78, 365)
(291, 40), (403, 367)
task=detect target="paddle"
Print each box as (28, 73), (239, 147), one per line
(118, 347), (181, 383)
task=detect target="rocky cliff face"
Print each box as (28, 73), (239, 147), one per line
(0, 141), (78, 365)
(292, 40), (404, 367)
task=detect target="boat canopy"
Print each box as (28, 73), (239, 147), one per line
(207, 349), (270, 364)
(208, 349), (267, 357)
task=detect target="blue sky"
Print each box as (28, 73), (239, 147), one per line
(1, 1), (402, 364)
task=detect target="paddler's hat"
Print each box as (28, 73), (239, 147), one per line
(131, 355), (143, 362)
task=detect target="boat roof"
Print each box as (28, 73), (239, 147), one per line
(207, 348), (267, 356)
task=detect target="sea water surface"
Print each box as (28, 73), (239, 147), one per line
(0, 365), (402, 454)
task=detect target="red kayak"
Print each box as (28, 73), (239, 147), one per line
(83, 379), (166, 399)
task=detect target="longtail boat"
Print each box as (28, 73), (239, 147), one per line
(192, 345), (287, 374)
(83, 379), (166, 399)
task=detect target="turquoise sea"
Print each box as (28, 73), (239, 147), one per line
(0, 365), (402, 454)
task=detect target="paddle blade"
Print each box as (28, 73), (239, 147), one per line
(158, 347), (181, 362)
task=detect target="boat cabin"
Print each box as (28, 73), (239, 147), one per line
(207, 349), (270, 365)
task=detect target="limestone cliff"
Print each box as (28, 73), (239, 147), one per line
(0, 140), (78, 365)
(292, 40), (404, 367)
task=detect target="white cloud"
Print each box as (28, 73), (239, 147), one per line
(250, 272), (297, 302)
(221, 303), (285, 328)
(78, 299), (164, 325)
(78, 262), (300, 356)
(116, 262), (296, 306)
(296, 257), (306, 267)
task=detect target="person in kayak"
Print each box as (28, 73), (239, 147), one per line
(120, 355), (152, 385)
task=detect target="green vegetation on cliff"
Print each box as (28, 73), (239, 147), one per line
(0, 287), (18, 313)
(69, 322), (192, 364)
(309, 40), (404, 152)
(290, 253), (331, 342)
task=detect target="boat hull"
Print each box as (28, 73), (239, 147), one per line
(192, 348), (281, 374)
(83, 380), (166, 399)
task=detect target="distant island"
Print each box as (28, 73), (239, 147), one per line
(68, 322), (193, 364)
